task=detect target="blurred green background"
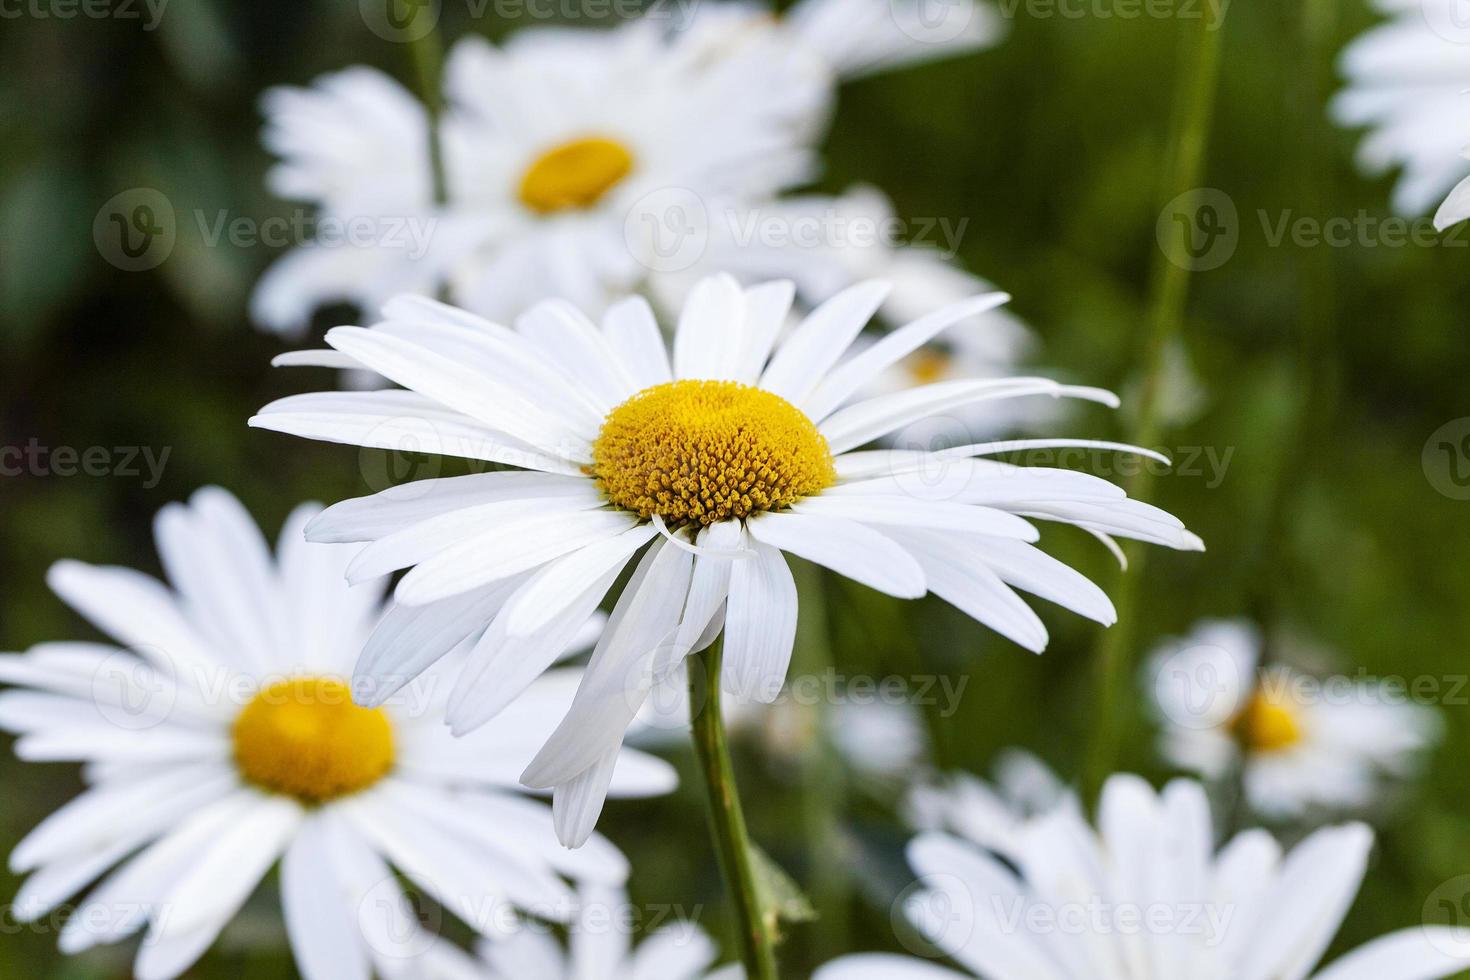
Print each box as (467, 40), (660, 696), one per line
(2, 0), (1469, 976)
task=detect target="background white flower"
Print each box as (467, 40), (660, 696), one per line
(903, 749), (1074, 859)
(1146, 617), (1441, 820)
(1330, 0), (1470, 217)
(252, 274), (1202, 846)
(814, 774), (1470, 980)
(0, 487), (674, 980)
(420, 883), (741, 980)
(251, 2), (1027, 403)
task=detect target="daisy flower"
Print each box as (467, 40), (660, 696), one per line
(903, 749), (1074, 859)
(0, 487), (674, 980)
(1330, 0), (1470, 217)
(421, 884), (741, 980)
(677, 0), (1007, 82)
(251, 273), (1203, 846)
(253, 2), (1014, 345)
(814, 774), (1470, 980)
(253, 19), (830, 335)
(1146, 618), (1440, 820)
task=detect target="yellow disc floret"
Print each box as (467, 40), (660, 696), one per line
(592, 380), (836, 527)
(518, 136), (634, 214)
(232, 677), (394, 804)
(1230, 689), (1303, 754)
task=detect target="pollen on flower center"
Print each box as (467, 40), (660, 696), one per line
(232, 677), (394, 803)
(591, 379), (836, 527)
(1230, 690), (1303, 753)
(518, 136), (634, 214)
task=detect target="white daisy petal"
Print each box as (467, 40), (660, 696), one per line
(394, 509), (638, 606)
(731, 279), (797, 384)
(251, 391), (584, 475)
(802, 290), (1012, 420)
(674, 272), (747, 381)
(746, 511), (926, 599)
(759, 279), (891, 403)
(282, 814), (372, 980)
(721, 532), (800, 702)
(603, 294), (674, 389)
(522, 540), (694, 789)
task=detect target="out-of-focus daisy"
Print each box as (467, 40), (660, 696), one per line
(678, 0), (1005, 82)
(903, 749), (1073, 858)
(421, 883), (741, 980)
(1331, 0), (1470, 217)
(254, 19), (830, 334)
(0, 487), (674, 980)
(1146, 618), (1440, 820)
(254, 2), (1014, 346)
(1435, 151), (1470, 229)
(252, 273), (1202, 845)
(814, 774), (1470, 980)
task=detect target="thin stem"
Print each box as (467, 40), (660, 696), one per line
(405, 14), (448, 207)
(1085, 12), (1227, 801)
(791, 561), (851, 962)
(689, 637), (780, 980)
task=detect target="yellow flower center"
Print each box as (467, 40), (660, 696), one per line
(906, 349), (953, 386)
(1230, 689), (1303, 754)
(591, 380), (836, 527)
(232, 677), (394, 804)
(518, 136), (634, 214)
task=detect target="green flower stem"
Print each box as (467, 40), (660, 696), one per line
(689, 637), (780, 980)
(404, 15), (448, 206)
(1085, 11), (1226, 802)
(792, 561), (852, 962)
